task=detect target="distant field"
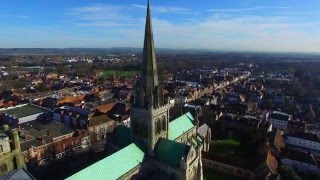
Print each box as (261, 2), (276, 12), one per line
(203, 167), (246, 180)
(102, 70), (139, 77)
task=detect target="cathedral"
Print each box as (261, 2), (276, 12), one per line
(68, 1), (210, 180)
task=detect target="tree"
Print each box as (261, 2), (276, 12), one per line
(213, 120), (226, 139)
(239, 128), (261, 156)
(201, 107), (216, 128)
(279, 165), (301, 180)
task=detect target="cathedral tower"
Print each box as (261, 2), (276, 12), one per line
(131, 0), (169, 153)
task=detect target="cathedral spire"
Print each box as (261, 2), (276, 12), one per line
(142, 0), (159, 108)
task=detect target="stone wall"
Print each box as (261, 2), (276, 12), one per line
(202, 158), (255, 180)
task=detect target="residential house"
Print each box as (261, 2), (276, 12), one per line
(87, 115), (116, 141)
(281, 150), (319, 173)
(53, 106), (94, 129)
(269, 111), (292, 131)
(19, 122), (90, 163)
(285, 132), (320, 154)
(287, 120), (306, 134)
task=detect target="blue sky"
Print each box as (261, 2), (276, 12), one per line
(0, 0), (320, 52)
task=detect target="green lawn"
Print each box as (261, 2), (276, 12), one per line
(102, 70), (139, 78)
(203, 167), (246, 180)
(207, 139), (265, 171)
(209, 140), (240, 158)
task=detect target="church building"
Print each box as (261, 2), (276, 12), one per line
(67, 1), (210, 180)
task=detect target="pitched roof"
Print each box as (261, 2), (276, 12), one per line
(168, 112), (195, 140)
(283, 149), (318, 165)
(269, 111), (291, 121)
(266, 152), (278, 174)
(197, 123), (210, 136)
(154, 138), (190, 168)
(88, 114), (113, 126)
(274, 129), (285, 150)
(287, 132), (320, 143)
(67, 143), (145, 180)
(94, 102), (117, 113)
(111, 125), (132, 148)
(1, 168), (35, 180)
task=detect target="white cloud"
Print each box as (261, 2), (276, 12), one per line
(147, 14), (320, 52)
(66, 4), (133, 27)
(0, 14), (31, 19)
(132, 4), (191, 14)
(6, 3), (317, 52)
(207, 6), (291, 13)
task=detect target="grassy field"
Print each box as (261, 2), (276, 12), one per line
(209, 140), (240, 158)
(203, 167), (247, 180)
(102, 70), (139, 78)
(207, 139), (266, 171)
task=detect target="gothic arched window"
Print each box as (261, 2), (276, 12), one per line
(137, 122), (141, 136)
(143, 123), (148, 138)
(161, 116), (166, 131)
(156, 119), (161, 134)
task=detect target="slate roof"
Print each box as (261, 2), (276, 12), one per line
(0, 168), (35, 180)
(19, 122), (73, 152)
(111, 125), (132, 148)
(88, 114), (113, 126)
(67, 143), (145, 180)
(197, 123), (210, 136)
(287, 132), (320, 143)
(283, 149), (318, 165)
(95, 102), (117, 113)
(154, 138), (190, 168)
(269, 111), (291, 121)
(168, 112), (195, 140)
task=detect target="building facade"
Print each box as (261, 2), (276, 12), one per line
(285, 132), (320, 153)
(268, 111), (292, 131)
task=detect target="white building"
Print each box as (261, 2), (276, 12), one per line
(269, 111), (292, 131)
(285, 132), (320, 153)
(0, 104), (51, 125)
(174, 95), (188, 106)
(281, 150), (320, 173)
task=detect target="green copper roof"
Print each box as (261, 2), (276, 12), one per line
(67, 143), (145, 180)
(155, 138), (190, 167)
(168, 112), (195, 140)
(111, 125), (132, 148)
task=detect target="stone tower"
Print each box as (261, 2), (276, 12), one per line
(131, 0), (169, 153)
